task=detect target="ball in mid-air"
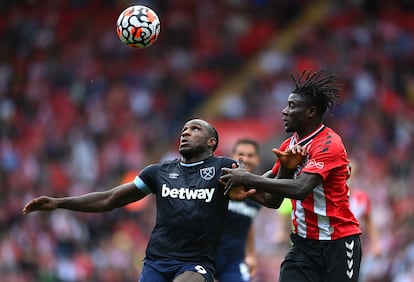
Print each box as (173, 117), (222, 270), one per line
(116, 5), (160, 48)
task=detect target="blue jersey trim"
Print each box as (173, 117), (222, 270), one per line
(133, 176), (152, 195)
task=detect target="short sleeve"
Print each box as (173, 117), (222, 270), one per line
(302, 137), (346, 180)
(133, 164), (159, 194)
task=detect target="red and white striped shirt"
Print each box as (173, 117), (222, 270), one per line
(272, 125), (361, 240)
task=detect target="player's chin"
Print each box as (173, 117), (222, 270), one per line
(284, 125), (293, 133)
(178, 146), (192, 157)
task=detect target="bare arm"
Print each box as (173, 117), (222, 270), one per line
(364, 210), (381, 257)
(226, 146), (309, 204)
(226, 169), (284, 208)
(276, 165), (295, 179)
(222, 170), (322, 200)
(240, 169), (286, 208)
(248, 191), (284, 208)
(22, 182), (146, 214)
(249, 146), (309, 203)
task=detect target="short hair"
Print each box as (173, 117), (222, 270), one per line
(290, 70), (341, 117)
(206, 123), (219, 152)
(232, 138), (260, 155)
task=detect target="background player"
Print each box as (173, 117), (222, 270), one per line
(215, 138), (262, 282)
(22, 118), (255, 282)
(347, 160), (381, 258)
(221, 70), (363, 282)
(347, 159), (382, 281)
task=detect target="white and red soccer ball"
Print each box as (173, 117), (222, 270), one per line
(116, 5), (160, 49)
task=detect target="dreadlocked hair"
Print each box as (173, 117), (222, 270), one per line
(290, 70), (341, 116)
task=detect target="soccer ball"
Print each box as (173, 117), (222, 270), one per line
(116, 5), (160, 49)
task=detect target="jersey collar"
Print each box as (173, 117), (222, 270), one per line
(290, 124), (326, 147)
(180, 160), (205, 167)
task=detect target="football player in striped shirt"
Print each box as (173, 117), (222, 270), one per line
(221, 70), (362, 282)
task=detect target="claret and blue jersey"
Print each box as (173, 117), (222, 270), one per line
(133, 156), (236, 265)
(216, 199), (261, 260)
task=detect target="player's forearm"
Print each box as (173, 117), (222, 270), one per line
(57, 191), (114, 212)
(244, 174), (309, 200)
(276, 166), (295, 179)
(250, 191), (283, 208)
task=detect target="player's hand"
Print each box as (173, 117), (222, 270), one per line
(221, 158), (251, 195)
(228, 186), (257, 200)
(273, 145), (307, 170)
(22, 196), (58, 215)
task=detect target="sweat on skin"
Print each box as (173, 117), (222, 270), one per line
(161, 184), (215, 203)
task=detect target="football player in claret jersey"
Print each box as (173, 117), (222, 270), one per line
(221, 70), (362, 282)
(22, 118), (257, 282)
(215, 138), (262, 282)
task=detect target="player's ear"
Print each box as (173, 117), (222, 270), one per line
(307, 105), (317, 118)
(208, 137), (217, 148)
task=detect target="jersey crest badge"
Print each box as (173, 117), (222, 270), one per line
(200, 167), (215, 180)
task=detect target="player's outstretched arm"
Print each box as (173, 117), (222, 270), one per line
(22, 196), (59, 214)
(23, 182), (145, 215)
(222, 160), (283, 208)
(222, 163), (321, 200)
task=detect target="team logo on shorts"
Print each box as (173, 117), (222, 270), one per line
(200, 167), (215, 180)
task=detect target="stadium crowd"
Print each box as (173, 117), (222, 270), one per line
(0, 0), (413, 281)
